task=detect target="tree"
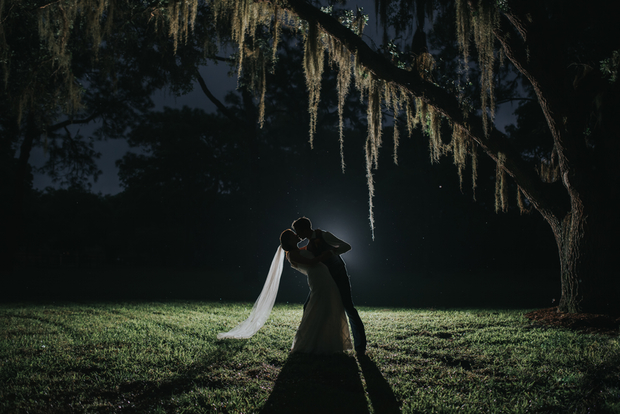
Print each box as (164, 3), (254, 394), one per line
(0, 1), (227, 270)
(2, 0), (619, 313)
(202, 0), (620, 313)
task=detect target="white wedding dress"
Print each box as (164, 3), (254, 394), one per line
(217, 247), (351, 355)
(290, 250), (352, 354)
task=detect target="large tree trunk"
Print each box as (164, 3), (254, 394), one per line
(539, 75), (620, 314)
(555, 211), (618, 314)
(547, 167), (620, 314)
(556, 212), (618, 313)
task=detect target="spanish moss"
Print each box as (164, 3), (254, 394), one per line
(303, 21), (325, 148)
(456, 0), (499, 135)
(495, 152), (508, 213)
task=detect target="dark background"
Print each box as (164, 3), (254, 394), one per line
(2, 5), (560, 310)
(4, 113), (559, 309)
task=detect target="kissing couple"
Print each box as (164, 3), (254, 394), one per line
(218, 217), (367, 356)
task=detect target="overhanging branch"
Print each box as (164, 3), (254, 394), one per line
(280, 0), (562, 220)
(194, 67), (242, 124)
(46, 111), (101, 133)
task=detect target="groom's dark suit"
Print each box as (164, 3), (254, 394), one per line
(306, 229), (367, 354)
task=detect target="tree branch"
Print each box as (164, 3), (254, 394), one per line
(496, 97), (537, 105)
(193, 67), (242, 124)
(34, 1), (61, 10)
(494, 6), (594, 216)
(496, 4), (568, 145)
(46, 111), (101, 133)
(209, 55), (235, 64)
(281, 0), (563, 220)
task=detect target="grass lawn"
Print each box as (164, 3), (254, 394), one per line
(1, 302), (619, 413)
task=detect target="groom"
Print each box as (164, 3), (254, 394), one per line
(292, 217), (367, 355)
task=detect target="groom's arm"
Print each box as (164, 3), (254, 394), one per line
(322, 231), (351, 255)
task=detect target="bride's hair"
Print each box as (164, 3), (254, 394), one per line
(279, 229), (297, 252)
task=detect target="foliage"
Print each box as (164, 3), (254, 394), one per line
(37, 131), (103, 189)
(1, 302), (619, 413)
(600, 50), (620, 84)
(117, 107), (239, 194)
(0, 0), (224, 189)
(0, 0), (234, 271)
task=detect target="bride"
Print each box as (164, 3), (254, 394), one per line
(218, 229), (352, 355)
(280, 229), (352, 354)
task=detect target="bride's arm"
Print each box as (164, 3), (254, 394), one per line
(288, 250), (332, 266)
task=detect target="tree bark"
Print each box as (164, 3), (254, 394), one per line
(552, 198), (619, 314)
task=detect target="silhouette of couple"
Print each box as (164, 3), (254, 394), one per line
(280, 217), (366, 356)
(218, 217), (366, 356)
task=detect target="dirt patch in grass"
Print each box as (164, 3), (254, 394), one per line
(525, 307), (620, 335)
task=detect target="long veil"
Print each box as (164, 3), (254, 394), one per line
(217, 246), (285, 339)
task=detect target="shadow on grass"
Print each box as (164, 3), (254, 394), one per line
(94, 340), (249, 412)
(260, 353), (369, 414)
(358, 355), (401, 414)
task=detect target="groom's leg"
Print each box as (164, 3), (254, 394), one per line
(331, 266), (367, 353)
(345, 306), (367, 354)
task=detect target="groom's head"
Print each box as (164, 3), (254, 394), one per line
(292, 217), (313, 239)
